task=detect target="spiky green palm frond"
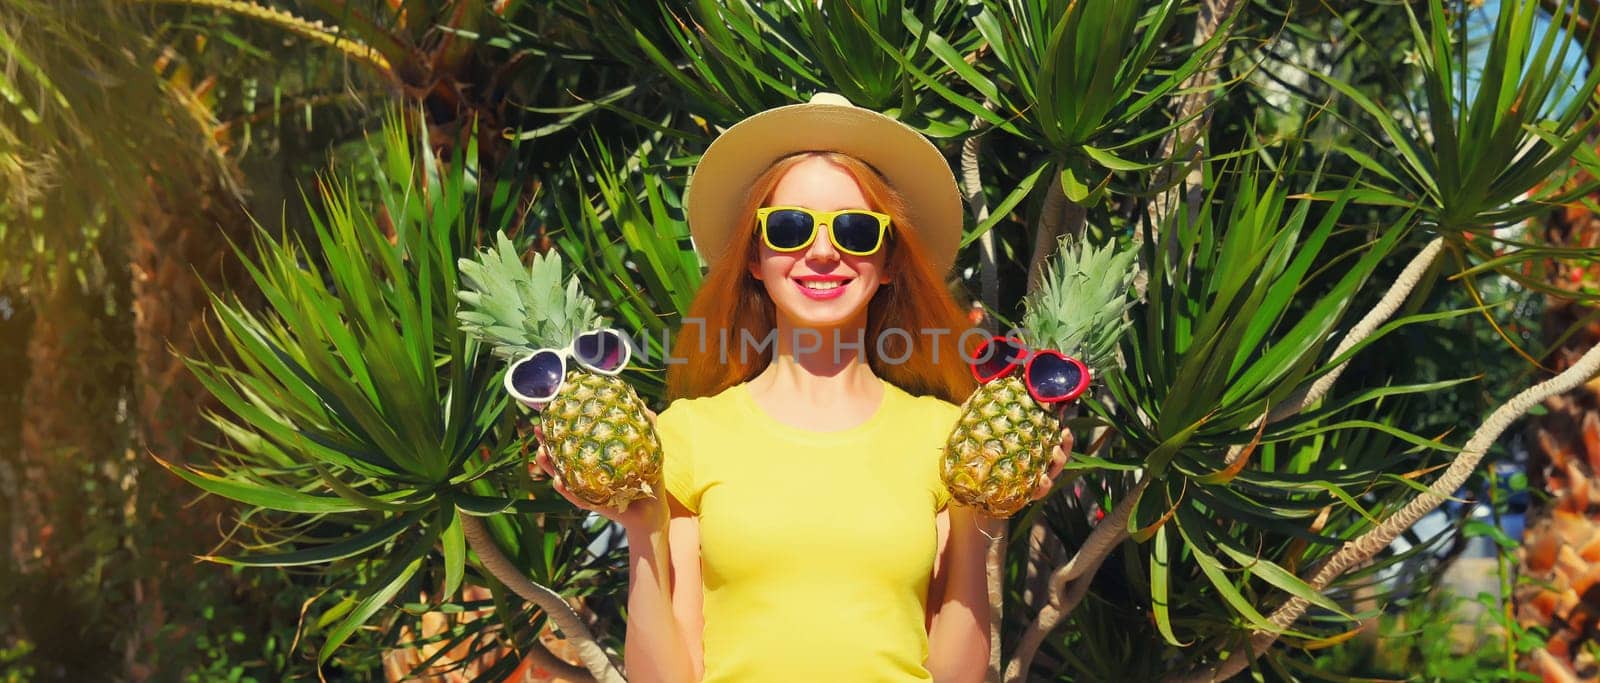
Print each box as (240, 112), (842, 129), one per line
(1023, 238), (1138, 372)
(456, 231), (602, 358)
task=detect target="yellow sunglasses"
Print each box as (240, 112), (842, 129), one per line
(754, 206), (892, 257)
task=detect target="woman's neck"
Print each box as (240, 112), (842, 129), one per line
(745, 321), (884, 430)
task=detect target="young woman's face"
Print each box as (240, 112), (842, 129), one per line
(749, 156), (890, 331)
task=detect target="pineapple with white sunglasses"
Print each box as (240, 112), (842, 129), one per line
(457, 232), (662, 512)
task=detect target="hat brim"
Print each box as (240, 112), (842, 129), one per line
(685, 102), (963, 277)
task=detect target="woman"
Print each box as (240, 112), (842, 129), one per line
(536, 93), (1072, 682)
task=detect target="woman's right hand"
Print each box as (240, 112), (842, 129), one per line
(530, 407), (668, 534)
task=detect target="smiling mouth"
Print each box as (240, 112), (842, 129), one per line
(796, 278), (853, 291)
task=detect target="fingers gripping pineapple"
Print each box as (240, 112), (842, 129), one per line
(456, 232), (662, 512)
(944, 240), (1137, 517)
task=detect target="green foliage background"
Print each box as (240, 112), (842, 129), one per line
(3, 0), (1599, 680)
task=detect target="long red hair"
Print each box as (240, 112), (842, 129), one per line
(666, 152), (976, 404)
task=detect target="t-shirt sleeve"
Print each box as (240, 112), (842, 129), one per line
(657, 399), (700, 514)
(930, 399), (961, 513)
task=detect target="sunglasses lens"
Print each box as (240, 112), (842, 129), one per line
(574, 330), (628, 373)
(763, 209), (815, 250)
(508, 351), (565, 401)
(973, 338), (1026, 381)
(1029, 353), (1085, 402)
(831, 212), (884, 253)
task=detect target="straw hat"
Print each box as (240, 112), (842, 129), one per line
(684, 92), (964, 276)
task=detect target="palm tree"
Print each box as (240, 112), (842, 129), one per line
(0, 1), (242, 677)
(1, 0), (149, 578)
(1, 1), (369, 676)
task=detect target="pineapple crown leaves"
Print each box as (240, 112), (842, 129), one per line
(455, 231), (605, 359)
(1022, 237), (1140, 373)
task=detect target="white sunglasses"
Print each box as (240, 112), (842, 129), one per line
(503, 328), (632, 408)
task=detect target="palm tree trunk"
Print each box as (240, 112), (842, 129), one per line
(131, 165), (254, 463)
(1026, 174), (1085, 293)
(9, 248), (133, 680)
(13, 256), (126, 573)
(121, 158), (257, 673)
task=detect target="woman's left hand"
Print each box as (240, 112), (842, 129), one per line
(1027, 427), (1074, 502)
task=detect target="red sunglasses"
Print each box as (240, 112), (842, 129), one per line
(969, 336), (1091, 404)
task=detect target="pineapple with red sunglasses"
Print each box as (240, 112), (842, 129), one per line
(944, 240), (1138, 517)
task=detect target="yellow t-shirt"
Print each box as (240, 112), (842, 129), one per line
(657, 378), (961, 682)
